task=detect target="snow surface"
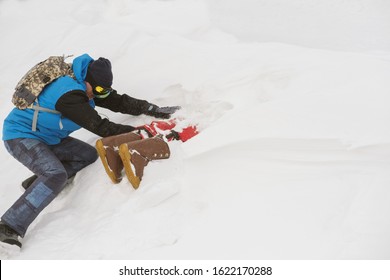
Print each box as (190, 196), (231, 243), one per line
(1, 0), (390, 259)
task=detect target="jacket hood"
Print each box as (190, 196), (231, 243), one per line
(72, 53), (94, 84)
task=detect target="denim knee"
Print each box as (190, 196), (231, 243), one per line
(87, 148), (99, 164)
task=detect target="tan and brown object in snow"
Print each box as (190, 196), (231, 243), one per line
(96, 132), (142, 183)
(119, 136), (170, 189)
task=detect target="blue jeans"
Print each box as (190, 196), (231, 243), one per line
(2, 137), (98, 237)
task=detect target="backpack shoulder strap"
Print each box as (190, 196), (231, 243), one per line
(31, 103), (62, 132)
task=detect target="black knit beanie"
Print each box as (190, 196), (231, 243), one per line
(86, 57), (113, 88)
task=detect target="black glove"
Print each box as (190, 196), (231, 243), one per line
(146, 104), (181, 119)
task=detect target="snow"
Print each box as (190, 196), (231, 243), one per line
(1, 0), (390, 259)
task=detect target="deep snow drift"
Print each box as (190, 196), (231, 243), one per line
(1, 0), (390, 259)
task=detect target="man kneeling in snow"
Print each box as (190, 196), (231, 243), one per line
(0, 54), (179, 250)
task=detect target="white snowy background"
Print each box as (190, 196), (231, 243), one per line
(0, 0), (390, 259)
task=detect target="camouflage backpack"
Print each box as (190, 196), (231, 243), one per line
(12, 55), (75, 109)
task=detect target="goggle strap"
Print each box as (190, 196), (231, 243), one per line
(94, 92), (111, 99)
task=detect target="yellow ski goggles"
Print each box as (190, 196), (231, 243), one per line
(93, 86), (114, 99)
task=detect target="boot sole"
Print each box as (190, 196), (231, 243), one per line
(119, 143), (141, 189)
(96, 139), (122, 184)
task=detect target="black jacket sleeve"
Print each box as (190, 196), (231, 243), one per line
(93, 90), (151, 115)
(55, 90), (136, 137)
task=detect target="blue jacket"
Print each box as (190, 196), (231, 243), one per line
(3, 54), (95, 145)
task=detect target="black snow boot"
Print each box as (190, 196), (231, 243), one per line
(21, 174), (38, 190)
(21, 174), (75, 191)
(0, 222), (22, 248)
